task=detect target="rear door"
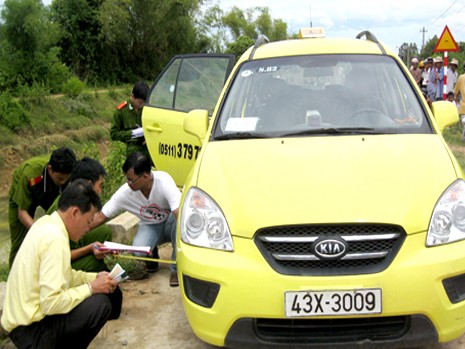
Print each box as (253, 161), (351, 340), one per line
(142, 54), (235, 188)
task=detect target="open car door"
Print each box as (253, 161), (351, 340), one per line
(142, 54), (235, 188)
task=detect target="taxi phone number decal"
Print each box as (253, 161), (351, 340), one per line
(159, 142), (201, 160)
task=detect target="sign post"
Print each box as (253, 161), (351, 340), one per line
(434, 25), (459, 100)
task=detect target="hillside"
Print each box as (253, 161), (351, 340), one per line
(0, 87), (131, 195)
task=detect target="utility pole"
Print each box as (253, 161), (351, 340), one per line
(309, 4), (312, 28)
(420, 27), (428, 53)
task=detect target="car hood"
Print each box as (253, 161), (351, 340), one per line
(196, 135), (458, 238)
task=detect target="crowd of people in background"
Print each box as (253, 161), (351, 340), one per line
(410, 55), (465, 140)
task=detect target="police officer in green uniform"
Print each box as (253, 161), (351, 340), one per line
(110, 81), (160, 271)
(110, 81), (150, 158)
(8, 147), (77, 267)
(45, 157), (113, 272)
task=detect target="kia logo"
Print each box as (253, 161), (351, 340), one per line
(314, 239), (347, 260)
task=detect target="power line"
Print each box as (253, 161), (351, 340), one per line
(431, 0), (460, 23)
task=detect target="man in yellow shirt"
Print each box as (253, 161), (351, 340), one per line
(1, 180), (119, 349)
(454, 62), (465, 141)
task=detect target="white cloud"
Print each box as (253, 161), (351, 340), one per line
(217, 0), (465, 53)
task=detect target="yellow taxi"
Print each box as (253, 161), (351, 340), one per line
(142, 30), (464, 348)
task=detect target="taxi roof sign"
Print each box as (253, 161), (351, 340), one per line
(434, 25), (459, 52)
(298, 27), (325, 39)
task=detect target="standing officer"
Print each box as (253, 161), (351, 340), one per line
(8, 147), (76, 267)
(110, 81), (150, 158)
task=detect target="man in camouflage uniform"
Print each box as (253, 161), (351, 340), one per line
(8, 147), (76, 267)
(110, 81), (150, 158)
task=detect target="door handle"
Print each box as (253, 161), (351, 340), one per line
(146, 125), (163, 133)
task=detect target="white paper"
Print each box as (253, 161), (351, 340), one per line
(225, 117), (259, 132)
(102, 241), (151, 254)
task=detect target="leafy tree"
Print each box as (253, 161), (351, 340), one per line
(51, 0), (106, 82)
(397, 42), (419, 65)
(98, 0), (203, 82)
(193, 3), (228, 53)
(254, 7), (287, 41)
(0, 0), (65, 91)
(420, 36), (439, 60)
(225, 35), (254, 60)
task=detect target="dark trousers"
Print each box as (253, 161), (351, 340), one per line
(9, 294), (112, 349)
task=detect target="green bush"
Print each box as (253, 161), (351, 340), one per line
(0, 92), (30, 132)
(0, 125), (16, 145)
(17, 82), (49, 105)
(61, 94), (96, 118)
(63, 77), (86, 97)
(102, 141), (126, 203)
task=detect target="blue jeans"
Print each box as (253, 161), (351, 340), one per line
(132, 214), (177, 271)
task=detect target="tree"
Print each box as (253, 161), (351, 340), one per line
(0, 0), (66, 92)
(397, 42), (419, 65)
(420, 36), (438, 60)
(97, 0), (204, 82)
(225, 35), (254, 60)
(193, 3), (228, 53)
(222, 6), (287, 42)
(51, 0), (106, 82)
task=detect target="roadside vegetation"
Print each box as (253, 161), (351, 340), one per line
(0, 85), (131, 197)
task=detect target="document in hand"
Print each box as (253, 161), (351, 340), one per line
(101, 241), (151, 254)
(109, 263), (128, 283)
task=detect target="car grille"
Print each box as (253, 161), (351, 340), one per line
(255, 316), (410, 343)
(255, 224), (405, 276)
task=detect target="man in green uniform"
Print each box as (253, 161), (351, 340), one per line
(46, 157), (113, 272)
(8, 147), (77, 267)
(110, 81), (150, 158)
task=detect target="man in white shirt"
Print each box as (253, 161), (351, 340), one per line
(447, 58), (459, 94)
(92, 152), (181, 287)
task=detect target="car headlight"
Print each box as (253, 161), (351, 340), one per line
(427, 179), (465, 246)
(181, 187), (234, 251)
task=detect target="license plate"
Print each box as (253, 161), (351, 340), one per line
(284, 288), (382, 317)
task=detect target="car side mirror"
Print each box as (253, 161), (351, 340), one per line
(431, 101), (459, 133)
(184, 109), (209, 140)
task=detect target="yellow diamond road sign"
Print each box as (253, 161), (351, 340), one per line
(434, 25), (459, 52)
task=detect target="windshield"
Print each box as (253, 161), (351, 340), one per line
(212, 55), (431, 139)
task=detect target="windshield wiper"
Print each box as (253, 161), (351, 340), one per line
(280, 127), (386, 137)
(214, 132), (270, 140)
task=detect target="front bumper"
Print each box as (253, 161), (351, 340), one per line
(177, 231), (465, 347)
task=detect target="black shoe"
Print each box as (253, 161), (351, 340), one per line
(170, 271), (179, 287)
(145, 247), (159, 273)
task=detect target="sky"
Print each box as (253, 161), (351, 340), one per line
(2, 0), (465, 55)
(217, 0), (465, 53)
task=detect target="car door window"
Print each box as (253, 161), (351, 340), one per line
(148, 59), (180, 109)
(148, 56), (233, 115)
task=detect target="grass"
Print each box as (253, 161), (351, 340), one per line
(443, 123), (465, 170)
